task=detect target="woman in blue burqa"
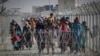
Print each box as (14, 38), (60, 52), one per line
(73, 17), (83, 53)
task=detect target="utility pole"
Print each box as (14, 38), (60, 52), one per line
(48, 0), (52, 13)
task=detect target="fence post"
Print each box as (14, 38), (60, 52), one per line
(89, 14), (92, 50)
(97, 14), (100, 53)
(87, 14), (90, 48)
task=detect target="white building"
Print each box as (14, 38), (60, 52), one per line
(58, 0), (75, 11)
(32, 6), (44, 16)
(32, 6), (39, 15)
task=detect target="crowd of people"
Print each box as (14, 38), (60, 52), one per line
(10, 13), (92, 54)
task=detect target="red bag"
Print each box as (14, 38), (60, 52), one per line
(11, 35), (19, 42)
(61, 24), (67, 32)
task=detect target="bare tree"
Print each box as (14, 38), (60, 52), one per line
(0, 0), (8, 14)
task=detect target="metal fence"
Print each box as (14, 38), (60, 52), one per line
(67, 14), (100, 53)
(66, 1), (100, 53)
(0, 29), (99, 56)
(55, 0), (100, 54)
